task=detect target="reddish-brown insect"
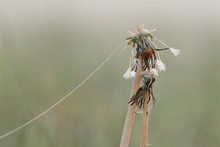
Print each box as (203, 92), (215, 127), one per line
(141, 47), (155, 60)
(140, 47), (156, 70)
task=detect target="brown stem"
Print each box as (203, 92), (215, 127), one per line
(120, 66), (142, 147)
(140, 92), (150, 147)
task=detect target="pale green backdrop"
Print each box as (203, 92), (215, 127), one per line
(0, 0), (219, 147)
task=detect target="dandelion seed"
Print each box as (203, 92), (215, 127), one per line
(130, 71), (136, 77)
(137, 24), (145, 32)
(155, 59), (166, 71)
(146, 37), (157, 49)
(123, 67), (135, 79)
(169, 47), (180, 56)
(131, 58), (140, 71)
(141, 70), (157, 80)
(142, 29), (150, 34)
(123, 56), (140, 79)
(142, 29), (156, 37)
(153, 37), (169, 47)
(149, 68), (158, 77)
(149, 29), (157, 32)
(127, 31), (133, 35)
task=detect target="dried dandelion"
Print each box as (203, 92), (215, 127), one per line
(120, 24), (180, 147)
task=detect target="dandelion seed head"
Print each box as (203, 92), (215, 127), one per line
(126, 25), (156, 47)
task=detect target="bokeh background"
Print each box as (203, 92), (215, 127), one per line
(0, 0), (219, 147)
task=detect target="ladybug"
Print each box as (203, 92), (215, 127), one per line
(140, 47), (156, 70)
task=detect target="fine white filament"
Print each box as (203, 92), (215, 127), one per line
(0, 43), (124, 140)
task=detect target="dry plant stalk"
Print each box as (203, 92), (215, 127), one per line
(120, 24), (180, 147)
(140, 92), (149, 147)
(120, 65), (141, 147)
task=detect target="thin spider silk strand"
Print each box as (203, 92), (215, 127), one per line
(0, 42), (125, 140)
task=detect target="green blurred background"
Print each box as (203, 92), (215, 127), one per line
(0, 0), (219, 147)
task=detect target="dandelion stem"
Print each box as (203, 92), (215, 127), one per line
(140, 92), (150, 147)
(120, 65), (142, 147)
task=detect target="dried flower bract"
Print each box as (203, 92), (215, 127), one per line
(129, 71), (156, 109)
